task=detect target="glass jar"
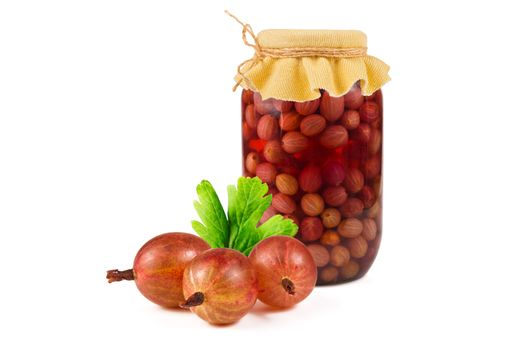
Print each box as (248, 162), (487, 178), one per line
(241, 84), (382, 284)
(233, 28), (389, 285)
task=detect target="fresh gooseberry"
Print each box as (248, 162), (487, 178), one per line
(248, 236), (317, 309)
(106, 232), (210, 308)
(180, 248), (258, 325)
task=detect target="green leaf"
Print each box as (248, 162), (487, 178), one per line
(191, 176), (299, 256)
(239, 214), (298, 255)
(257, 215), (298, 240)
(192, 180), (229, 248)
(227, 177), (272, 253)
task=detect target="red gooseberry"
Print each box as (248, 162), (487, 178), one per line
(249, 236), (317, 308)
(180, 248), (258, 325)
(106, 232), (210, 308)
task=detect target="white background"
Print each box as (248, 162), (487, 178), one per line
(1, 0), (524, 349)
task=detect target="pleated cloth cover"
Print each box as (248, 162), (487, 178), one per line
(235, 29), (390, 102)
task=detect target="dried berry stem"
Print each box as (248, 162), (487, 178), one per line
(281, 277), (296, 295)
(106, 269), (134, 283)
(180, 292), (205, 308)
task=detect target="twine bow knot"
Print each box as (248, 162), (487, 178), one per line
(225, 11), (264, 91)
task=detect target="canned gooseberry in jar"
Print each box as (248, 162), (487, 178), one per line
(233, 28), (389, 285)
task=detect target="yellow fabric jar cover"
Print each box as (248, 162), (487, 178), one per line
(234, 29), (390, 102)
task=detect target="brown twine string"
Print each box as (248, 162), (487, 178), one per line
(225, 10), (368, 91)
(262, 47), (367, 58)
(225, 11), (263, 91)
